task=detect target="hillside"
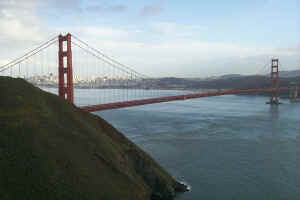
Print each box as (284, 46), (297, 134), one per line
(0, 77), (187, 200)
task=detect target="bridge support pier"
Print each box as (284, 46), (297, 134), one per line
(267, 58), (280, 105)
(58, 33), (74, 104)
(289, 83), (300, 103)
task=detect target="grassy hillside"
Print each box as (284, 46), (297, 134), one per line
(0, 77), (186, 200)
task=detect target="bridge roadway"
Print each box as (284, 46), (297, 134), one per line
(81, 87), (295, 112)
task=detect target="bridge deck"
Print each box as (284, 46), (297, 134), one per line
(81, 88), (293, 112)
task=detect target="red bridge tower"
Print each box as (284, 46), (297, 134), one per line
(58, 33), (74, 104)
(269, 58), (280, 105)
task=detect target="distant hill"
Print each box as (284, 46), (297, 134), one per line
(213, 70), (300, 79)
(152, 71), (300, 90)
(279, 70), (300, 78)
(191, 75), (300, 90)
(0, 77), (187, 200)
(215, 74), (243, 80)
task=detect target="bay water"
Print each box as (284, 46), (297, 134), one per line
(45, 88), (300, 199)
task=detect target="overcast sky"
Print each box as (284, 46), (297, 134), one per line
(0, 0), (299, 77)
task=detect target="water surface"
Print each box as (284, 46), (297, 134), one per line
(96, 94), (299, 200)
(44, 87), (299, 199)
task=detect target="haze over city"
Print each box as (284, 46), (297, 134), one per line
(0, 0), (299, 77)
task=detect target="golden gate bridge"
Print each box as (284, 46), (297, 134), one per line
(0, 33), (298, 112)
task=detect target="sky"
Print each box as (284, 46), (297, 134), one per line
(0, 0), (299, 77)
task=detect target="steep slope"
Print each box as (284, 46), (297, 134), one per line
(0, 77), (186, 200)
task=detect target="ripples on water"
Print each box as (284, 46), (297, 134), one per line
(97, 94), (299, 200)
(44, 88), (300, 199)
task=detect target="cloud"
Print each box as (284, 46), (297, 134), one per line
(150, 22), (208, 39)
(70, 26), (300, 77)
(0, 0), (299, 77)
(86, 4), (127, 13)
(40, 0), (82, 12)
(71, 26), (130, 39)
(0, 0), (36, 10)
(141, 1), (164, 17)
(0, 0), (51, 67)
(37, 1), (126, 15)
(274, 45), (300, 56)
(0, 0), (47, 42)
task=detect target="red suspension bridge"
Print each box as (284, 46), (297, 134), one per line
(0, 33), (298, 112)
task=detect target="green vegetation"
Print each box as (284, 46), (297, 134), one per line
(0, 77), (186, 200)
